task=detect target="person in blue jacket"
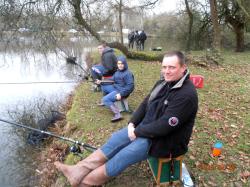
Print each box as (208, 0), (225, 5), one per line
(96, 55), (134, 122)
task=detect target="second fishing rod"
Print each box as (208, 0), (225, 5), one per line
(0, 118), (97, 153)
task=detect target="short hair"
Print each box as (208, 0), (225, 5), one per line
(99, 40), (107, 47)
(163, 51), (186, 66)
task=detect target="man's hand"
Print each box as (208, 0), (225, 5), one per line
(128, 123), (136, 141)
(116, 93), (122, 100)
(95, 79), (101, 85)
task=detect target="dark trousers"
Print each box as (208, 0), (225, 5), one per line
(140, 41), (145, 51)
(128, 40), (134, 49)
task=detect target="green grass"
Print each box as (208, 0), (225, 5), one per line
(54, 51), (250, 186)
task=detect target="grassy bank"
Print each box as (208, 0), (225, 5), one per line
(51, 51), (249, 187)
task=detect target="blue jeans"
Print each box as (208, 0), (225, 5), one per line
(101, 85), (118, 107)
(100, 127), (151, 177)
(91, 65), (106, 80)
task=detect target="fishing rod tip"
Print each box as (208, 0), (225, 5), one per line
(66, 56), (77, 64)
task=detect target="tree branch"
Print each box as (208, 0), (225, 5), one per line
(236, 0), (250, 19)
(69, 0), (101, 41)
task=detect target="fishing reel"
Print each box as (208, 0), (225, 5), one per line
(70, 144), (82, 154)
(69, 144), (84, 159)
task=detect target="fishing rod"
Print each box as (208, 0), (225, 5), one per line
(0, 81), (80, 85)
(54, 47), (91, 81)
(0, 79), (114, 85)
(65, 56), (94, 84)
(0, 118), (97, 153)
(66, 56), (88, 74)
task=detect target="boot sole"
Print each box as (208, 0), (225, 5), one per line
(97, 104), (105, 106)
(111, 117), (123, 122)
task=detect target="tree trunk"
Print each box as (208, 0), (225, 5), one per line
(209, 0), (221, 50)
(235, 27), (245, 52)
(225, 17), (245, 52)
(222, 0), (246, 52)
(70, 0), (101, 42)
(184, 0), (193, 51)
(107, 41), (131, 56)
(118, 0), (123, 45)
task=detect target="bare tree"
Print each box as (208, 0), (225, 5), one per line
(1, 0), (162, 57)
(118, 0), (123, 44)
(209, 0), (221, 50)
(69, 0), (101, 41)
(184, 0), (193, 51)
(221, 0), (247, 52)
(236, 0), (250, 19)
(68, 0), (160, 56)
(107, 0), (126, 45)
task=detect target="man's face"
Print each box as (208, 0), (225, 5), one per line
(161, 56), (186, 82)
(97, 45), (104, 54)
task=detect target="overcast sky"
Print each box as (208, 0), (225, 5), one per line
(130, 0), (180, 14)
(156, 0), (179, 13)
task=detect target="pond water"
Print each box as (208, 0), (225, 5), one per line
(0, 36), (96, 186)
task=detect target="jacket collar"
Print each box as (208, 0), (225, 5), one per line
(171, 69), (190, 89)
(148, 69), (190, 104)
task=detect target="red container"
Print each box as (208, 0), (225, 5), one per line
(190, 75), (204, 89)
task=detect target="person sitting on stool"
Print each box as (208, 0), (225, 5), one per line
(91, 41), (117, 81)
(96, 55), (134, 122)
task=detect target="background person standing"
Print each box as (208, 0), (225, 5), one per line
(139, 30), (147, 51)
(128, 31), (135, 49)
(134, 30), (140, 50)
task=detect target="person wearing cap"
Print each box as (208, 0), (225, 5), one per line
(96, 55), (134, 122)
(54, 51), (198, 187)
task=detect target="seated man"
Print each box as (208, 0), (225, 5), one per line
(91, 41), (117, 81)
(96, 55), (134, 122)
(54, 51), (198, 187)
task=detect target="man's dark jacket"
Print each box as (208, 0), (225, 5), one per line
(129, 71), (198, 158)
(102, 47), (117, 76)
(139, 31), (147, 41)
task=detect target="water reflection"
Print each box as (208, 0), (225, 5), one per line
(0, 40), (89, 186)
(0, 97), (66, 186)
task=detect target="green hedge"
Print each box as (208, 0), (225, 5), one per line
(128, 51), (164, 61)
